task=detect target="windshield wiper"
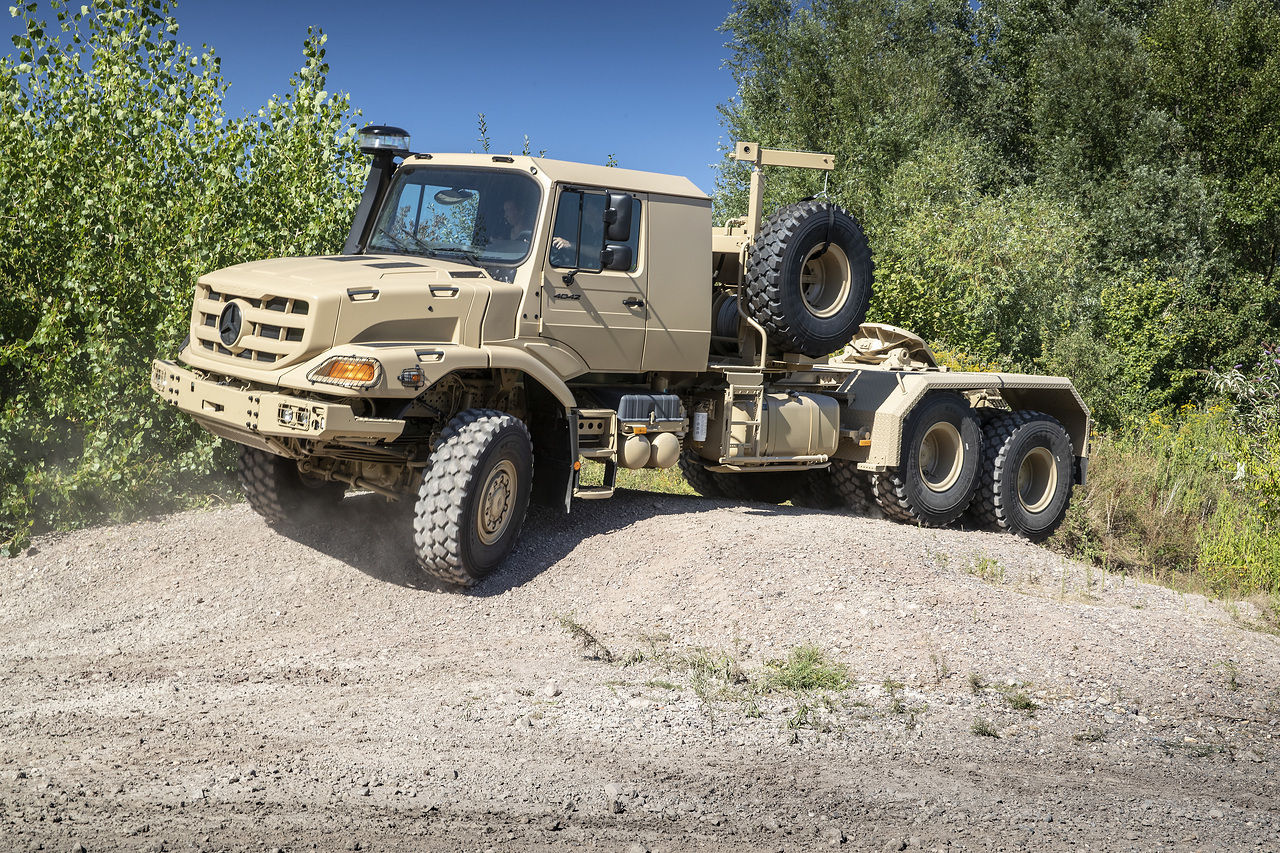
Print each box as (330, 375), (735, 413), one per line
(429, 244), (483, 268)
(374, 226), (413, 254)
(376, 228), (485, 268)
(376, 226), (436, 257)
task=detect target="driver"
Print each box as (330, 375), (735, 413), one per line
(502, 198), (532, 241)
(503, 197), (572, 255)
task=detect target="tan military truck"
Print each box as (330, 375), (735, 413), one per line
(152, 126), (1089, 586)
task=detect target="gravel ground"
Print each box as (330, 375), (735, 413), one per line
(1, 488), (1277, 852)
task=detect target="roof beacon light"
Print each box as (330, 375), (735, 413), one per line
(357, 125), (410, 156)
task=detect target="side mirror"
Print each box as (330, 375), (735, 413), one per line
(603, 193), (634, 242)
(600, 244), (633, 271)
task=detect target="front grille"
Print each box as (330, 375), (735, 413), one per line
(193, 286), (311, 366)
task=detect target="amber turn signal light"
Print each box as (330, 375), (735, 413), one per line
(307, 356), (383, 389)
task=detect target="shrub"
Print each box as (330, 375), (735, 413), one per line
(0, 1), (364, 552)
(1052, 378), (1280, 597)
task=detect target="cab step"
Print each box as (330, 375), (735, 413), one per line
(573, 408), (618, 499)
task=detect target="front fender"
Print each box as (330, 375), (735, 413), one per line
(276, 343), (490, 398)
(275, 340), (581, 410)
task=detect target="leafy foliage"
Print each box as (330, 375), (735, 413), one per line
(720, 0), (1280, 596)
(1052, 397), (1280, 596)
(716, 0), (1280, 425)
(0, 0), (364, 552)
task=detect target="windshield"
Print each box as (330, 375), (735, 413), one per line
(367, 166), (542, 265)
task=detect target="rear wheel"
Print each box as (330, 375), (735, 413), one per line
(829, 458), (876, 514)
(237, 445), (346, 524)
(873, 393), (981, 527)
(414, 409), (533, 586)
(792, 459), (876, 513)
(678, 446), (729, 499)
(970, 411), (1074, 541)
(678, 448), (806, 505)
(791, 468), (843, 510)
(720, 470), (807, 505)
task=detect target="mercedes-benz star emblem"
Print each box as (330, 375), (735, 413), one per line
(218, 302), (243, 348)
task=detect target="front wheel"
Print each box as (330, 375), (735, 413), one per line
(237, 445), (346, 523)
(414, 409), (533, 586)
(873, 392), (981, 527)
(969, 411), (1074, 542)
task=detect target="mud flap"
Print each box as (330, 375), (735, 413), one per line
(528, 384), (574, 513)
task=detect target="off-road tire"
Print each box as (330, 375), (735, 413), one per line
(791, 460), (876, 513)
(414, 409), (533, 587)
(745, 199), (874, 357)
(872, 392), (981, 527)
(678, 447), (729, 499)
(969, 411), (1074, 542)
(237, 445), (346, 524)
(791, 468), (843, 510)
(829, 458), (876, 514)
(956, 407), (1010, 529)
(678, 447), (804, 504)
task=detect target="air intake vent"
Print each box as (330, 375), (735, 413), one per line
(193, 286), (311, 366)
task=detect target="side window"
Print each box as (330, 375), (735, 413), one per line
(550, 189), (641, 272)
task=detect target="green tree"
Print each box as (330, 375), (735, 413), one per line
(715, 0), (982, 223)
(715, 0), (1280, 425)
(0, 0), (364, 552)
(1147, 0), (1280, 288)
(872, 135), (1093, 367)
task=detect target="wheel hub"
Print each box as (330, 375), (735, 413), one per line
(799, 244), (852, 319)
(477, 459), (517, 546)
(1017, 447), (1057, 513)
(918, 422), (963, 493)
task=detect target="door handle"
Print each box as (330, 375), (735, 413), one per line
(622, 298), (645, 308)
(554, 292), (582, 300)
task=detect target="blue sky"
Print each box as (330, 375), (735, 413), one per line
(3, 1), (740, 195)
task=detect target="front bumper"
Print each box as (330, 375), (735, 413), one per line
(151, 360), (405, 444)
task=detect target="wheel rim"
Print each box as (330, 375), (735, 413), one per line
(918, 422), (963, 493)
(1017, 447), (1057, 514)
(476, 459), (517, 546)
(799, 243), (852, 319)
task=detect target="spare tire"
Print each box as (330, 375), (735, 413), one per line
(746, 199), (874, 357)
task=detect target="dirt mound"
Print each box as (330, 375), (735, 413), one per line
(2, 491), (1276, 851)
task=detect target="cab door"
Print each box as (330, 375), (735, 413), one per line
(540, 188), (646, 372)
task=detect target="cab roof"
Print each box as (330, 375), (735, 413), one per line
(400, 152), (709, 202)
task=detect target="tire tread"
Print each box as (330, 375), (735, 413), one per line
(413, 409), (532, 587)
(745, 199), (873, 357)
(971, 410), (1073, 540)
(237, 446), (344, 524)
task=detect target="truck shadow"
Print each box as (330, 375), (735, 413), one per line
(270, 489), (825, 595)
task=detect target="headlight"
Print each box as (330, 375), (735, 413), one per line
(277, 403), (324, 432)
(307, 356), (383, 390)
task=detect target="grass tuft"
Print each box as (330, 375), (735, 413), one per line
(971, 718), (999, 738)
(763, 645), (851, 692)
(554, 612), (615, 663)
(1006, 692), (1040, 714)
(967, 555), (1005, 584)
